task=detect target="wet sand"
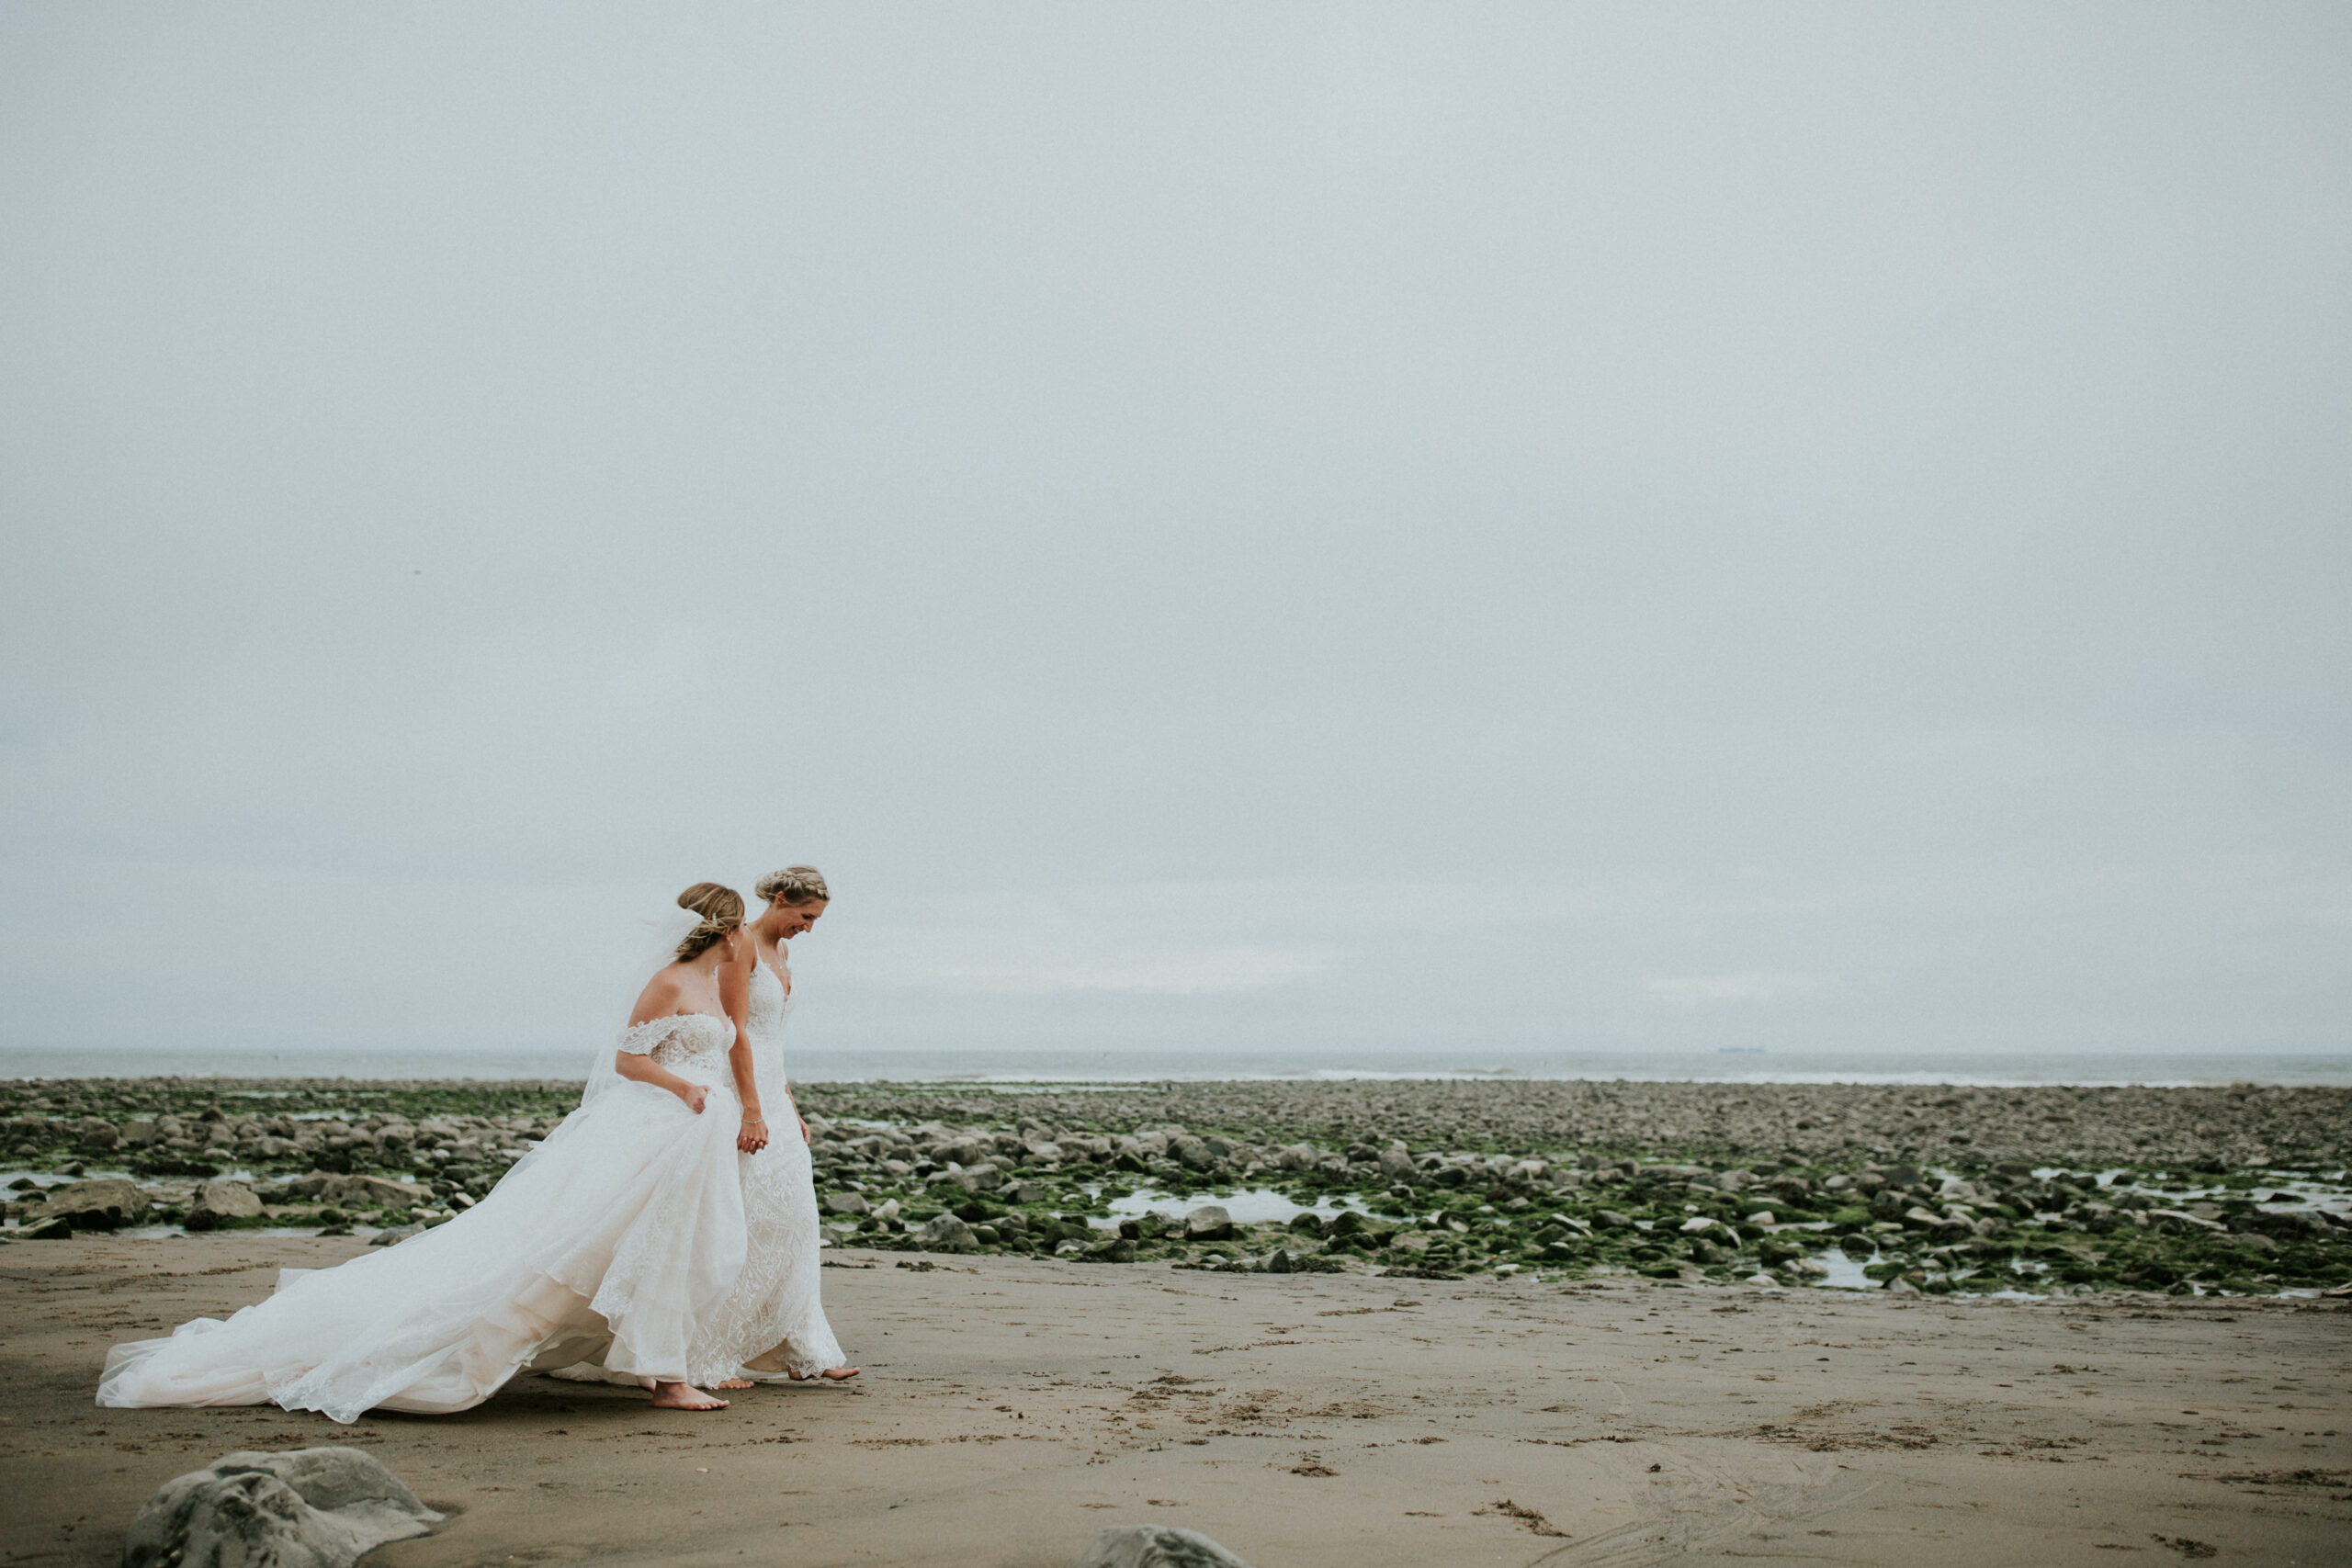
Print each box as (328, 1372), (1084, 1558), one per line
(4, 1235), (2346, 1568)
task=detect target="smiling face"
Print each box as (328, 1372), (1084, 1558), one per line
(771, 897), (827, 940)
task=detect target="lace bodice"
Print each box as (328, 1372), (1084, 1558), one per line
(745, 961), (795, 1041)
(616, 1013), (735, 1077)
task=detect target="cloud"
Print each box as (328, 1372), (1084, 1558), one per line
(3, 9), (2346, 1062)
(931, 944), (1328, 997)
(1645, 971), (1830, 1006)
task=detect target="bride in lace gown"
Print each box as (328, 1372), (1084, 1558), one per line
(688, 864), (854, 1385)
(97, 884), (761, 1421)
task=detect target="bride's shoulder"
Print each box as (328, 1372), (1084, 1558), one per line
(628, 968), (687, 1027)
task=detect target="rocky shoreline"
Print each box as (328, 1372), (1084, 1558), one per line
(5, 1076), (2346, 1296)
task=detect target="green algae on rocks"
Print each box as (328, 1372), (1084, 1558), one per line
(3, 1076), (2346, 1296)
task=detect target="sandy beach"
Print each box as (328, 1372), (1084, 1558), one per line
(5, 1232), (2346, 1568)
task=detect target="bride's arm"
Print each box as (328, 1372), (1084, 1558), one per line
(615, 990), (711, 1113)
(719, 942), (766, 1153)
(614, 1050), (709, 1113)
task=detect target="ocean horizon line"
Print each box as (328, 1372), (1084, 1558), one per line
(4, 1043), (2346, 1089)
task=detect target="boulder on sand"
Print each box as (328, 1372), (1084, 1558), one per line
(1071, 1524), (1255, 1568)
(917, 1213), (978, 1252)
(187, 1179), (265, 1231)
(45, 1178), (149, 1231)
(124, 1447), (443, 1568)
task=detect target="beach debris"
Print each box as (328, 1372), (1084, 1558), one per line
(1475, 1497), (1568, 1537)
(123, 1447), (443, 1568)
(1069, 1523), (1256, 1568)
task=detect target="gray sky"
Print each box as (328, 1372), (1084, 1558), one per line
(3, 5), (2346, 1064)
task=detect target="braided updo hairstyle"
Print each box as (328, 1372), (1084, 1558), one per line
(755, 865), (830, 907)
(673, 882), (746, 961)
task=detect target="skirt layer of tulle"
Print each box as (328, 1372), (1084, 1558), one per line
(97, 1079), (747, 1423)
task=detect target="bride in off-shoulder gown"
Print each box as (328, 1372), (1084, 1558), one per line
(98, 900), (758, 1423)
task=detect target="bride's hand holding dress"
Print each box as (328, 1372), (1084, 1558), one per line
(616, 968), (720, 1119)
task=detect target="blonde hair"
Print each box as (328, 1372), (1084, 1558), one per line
(674, 882), (745, 961)
(755, 865), (830, 906)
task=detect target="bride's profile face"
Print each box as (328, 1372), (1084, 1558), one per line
(773, 899), (827, 939)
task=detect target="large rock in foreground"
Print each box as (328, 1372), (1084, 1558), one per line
(46, 1178), (149, 1231)
(124, 1447), (443, 1568)
(1072, 1525), (1255, 1568)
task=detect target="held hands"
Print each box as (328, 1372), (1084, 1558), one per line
(737, 1113), (770, 1155)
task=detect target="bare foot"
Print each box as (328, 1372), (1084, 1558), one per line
(789, 1366), (862, 1382)
(649, 1381), (729, 1410)
(713, 1378), (754, 1390)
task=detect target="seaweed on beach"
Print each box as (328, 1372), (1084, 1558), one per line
(4, 1076), (2346, 1296)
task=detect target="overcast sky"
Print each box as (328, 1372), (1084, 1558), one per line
(3, 6), (2346, 1066)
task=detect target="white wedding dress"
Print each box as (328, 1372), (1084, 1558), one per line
(684, 959), (847, 1382)
(96, 1013), (751, 1424)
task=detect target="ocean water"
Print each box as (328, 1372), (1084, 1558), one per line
(2, 1043), (2346, 1087)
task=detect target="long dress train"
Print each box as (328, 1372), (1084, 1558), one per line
(96, 1014), (750, 1423)
(685, 959), (847, 1382)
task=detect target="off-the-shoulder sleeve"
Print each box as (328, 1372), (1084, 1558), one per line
(616, 1018), (681, 1057)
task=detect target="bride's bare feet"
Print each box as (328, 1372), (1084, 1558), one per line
(649, 1381), (729, 1410)
(713, 1378), (754, 1390)
(789, 1366), (862, 1382)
